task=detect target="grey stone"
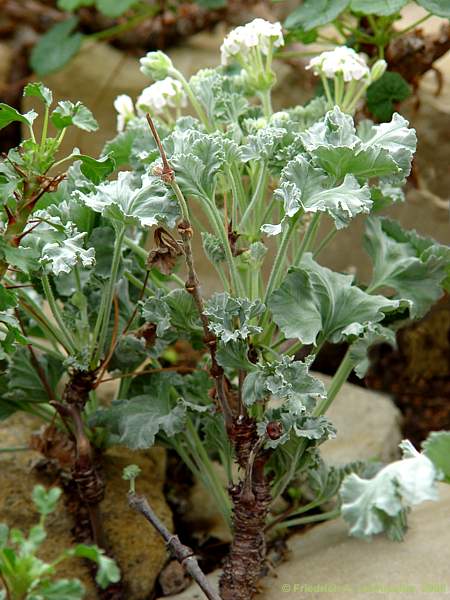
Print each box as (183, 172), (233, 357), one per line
(316, 374), (403, 465)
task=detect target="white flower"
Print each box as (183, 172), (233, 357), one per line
(220, 18), (284, 66)
(136, 77), (187, 116)
(307, 47), (370, 82)
(113, 94), (135, 132)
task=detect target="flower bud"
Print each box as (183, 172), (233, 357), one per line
(370, 59), (387, 82)
(140, 51), (174, 81)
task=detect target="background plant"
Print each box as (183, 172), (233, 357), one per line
(0, 484), (119, 600)
(282, 0), (450, 120)
(0, 16), (449, 600)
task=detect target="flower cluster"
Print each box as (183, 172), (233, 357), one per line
(136, 77), (187, 116)
(307, 46), (370, 82)
(220, 18), (284, 66)
(113, 77), (187, 131)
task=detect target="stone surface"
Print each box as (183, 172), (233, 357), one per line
(158, 485), (450, 600)
(0, 414), (171, 599)
(316, 374), (403, 465)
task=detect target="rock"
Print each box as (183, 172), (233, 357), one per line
(0, 414), (171, 599)
(158, 485), (450, 600)
(259, 484), (450, 600)
(316, 374), (403, 465)
(101, 445), (172, 599)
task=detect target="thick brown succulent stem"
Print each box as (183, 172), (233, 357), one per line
(53, 369), (106, 549)
(220, 417), (271, 600)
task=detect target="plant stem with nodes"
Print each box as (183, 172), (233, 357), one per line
(146, 113), (272, 600)
(145, 113), (233, 431)
(128, 492), (221, 600)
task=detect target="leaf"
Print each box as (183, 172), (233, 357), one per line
(30, 17), (84, 76)
(216, 339), (256, 372)
(243, 355), (325, 408)
(96, 0), (138, 17)
(0, 285), (17, 311)
(349, 323), (397, 378)
(204, 293), (265, 343)
(0, 104), (37, 130)
(141, 296), (172, 336)
(23, 82), (53, 106)
(41, 231), (95, 275)
(364, 217), (450, 318)
(416, 0), (450, 18)
(75, 154), (115, 184)
(358, 112), (416, 182)
(350, 0), (407, 15)
(32, 579), (85, 600)
(4, 347), (63, 403)
(32, 485), (62, 516)
(0, 240), (39, 274)
(202, 232), (225, 265)
(269, 253), (399, 345)
(90, 374), (187, 449)
(51, 100), (98, 132)
(70, 544), (120, 588)
(367, 72), (411, 122)
(422, 431), (450, 483)
(0, 313), (27, 359)
(75, 171), (180, 228)
(341, 440), (438, 540)
(285, 0), (349, 30)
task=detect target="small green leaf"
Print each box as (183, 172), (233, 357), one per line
(40, 231), (95, 276)
(349, 323), (396, 378)
(0, 104), (37, 130)
(71, 544), (120, 588)
(416, 0), (450, 17)
(32, 485), (62, 516)
(216, 339), (256, 372)
(285, 0), (349, 30)
(30, 17), (84, 76)
(350, 0), (407, 15)
(75, 154), (116, 184)
(122, 464), (142, 481)
(422, 431), (450, 483)
(0, 285), (18, 311)
(367, 72), (411, 122)
(51, 100), (98, 132)
(23, 82), (53, 106)
(97, 0), (139, 17)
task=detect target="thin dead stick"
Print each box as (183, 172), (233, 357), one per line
(145, 113), (234, 430)
(128, 493), (221, 600)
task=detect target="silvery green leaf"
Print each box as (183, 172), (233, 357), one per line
(364, 217), (450, 318)
(269, 253), (399, 345)
(264, 156), (372, 235)
(109, 336), (147, 372)
(202, 231), (225, 265)
(167, 130), (225, 200)
(75, 171), (180, 228)
(358, 113), (416, 181)
(260, 405), (335, 449)
(4, 347), (63, 403)
(41, 231), (95, 275)
(141, 295), (171, 336)
(370, 182), (404, 211)
(341, 440), (438, 540)
(301, 107), (358, 150)
(241, 127), (287, 162)
(243, 355), (325, 407)
(216, 339), (256, 372)
(204, 292), (265, 343)
(51, 100), (98, 131)
(23, 82), (53, 106)
(416, 0), (450, 18)
(90, 375), (186, 449)
(422, 431), (450, 483)
(349, 323), (397, 378)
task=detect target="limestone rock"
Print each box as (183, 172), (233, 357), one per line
(316, 374), (403, 465)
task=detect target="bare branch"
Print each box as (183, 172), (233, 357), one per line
(128, 492), (221, 600)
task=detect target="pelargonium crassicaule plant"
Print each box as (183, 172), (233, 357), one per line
(1, 17), (450, 600)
